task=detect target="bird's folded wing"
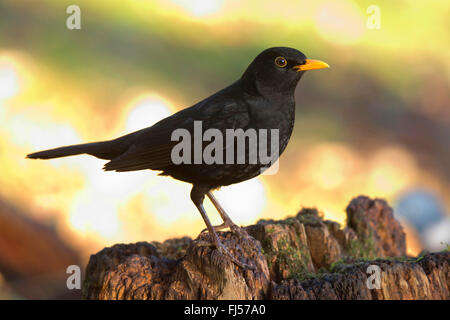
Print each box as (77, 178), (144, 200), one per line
(103, 101), (250, 172)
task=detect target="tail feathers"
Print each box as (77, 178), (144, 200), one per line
(27, 141), (114, 160)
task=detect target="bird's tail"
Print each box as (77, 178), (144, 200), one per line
(27, 141), (115, 160)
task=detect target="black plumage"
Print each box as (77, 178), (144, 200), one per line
(27, 47), (329, 268)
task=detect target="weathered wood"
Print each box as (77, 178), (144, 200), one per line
(82, 196), (449, 300)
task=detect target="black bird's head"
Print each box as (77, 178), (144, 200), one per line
(241, 47), (329, 97)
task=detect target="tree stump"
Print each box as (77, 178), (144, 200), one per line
(82, 196), (449, 300)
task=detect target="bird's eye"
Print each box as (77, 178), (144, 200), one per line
(275, 56), (287, 68)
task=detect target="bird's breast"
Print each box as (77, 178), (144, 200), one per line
(247, 100), (295, 153)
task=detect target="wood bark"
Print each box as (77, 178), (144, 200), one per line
(82, 196), (449, 300)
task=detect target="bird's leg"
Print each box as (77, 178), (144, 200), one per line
(206, 191), (251, 240)
(194, 203), (247, 268)
(191, 186), (250, 269)
(200, 222), (229, 233)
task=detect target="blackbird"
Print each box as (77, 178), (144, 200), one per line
(27, 47), (329, 268)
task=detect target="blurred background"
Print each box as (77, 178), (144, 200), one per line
(0, 0), (448, 299)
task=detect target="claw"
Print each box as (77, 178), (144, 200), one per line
(229, 224), (250, 238)
(206, 191), (254, 244)
(192, 190), (255, 270)
(196, 236), (255, 270)
(200, 223), (229, 233)
(201, 221), (251, 239)
(213, 239), (255, 270)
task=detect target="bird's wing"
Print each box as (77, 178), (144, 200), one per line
(103, 94), (251, 172)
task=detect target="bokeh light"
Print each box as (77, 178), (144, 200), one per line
(0, 0), (448, 298)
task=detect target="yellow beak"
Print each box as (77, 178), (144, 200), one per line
(293, 59), (329, 72)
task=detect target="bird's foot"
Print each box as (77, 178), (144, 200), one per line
(201, 221), (252, 243)
(228, 223), (252, 242)
(196, 237), (255, 270)
(200, 222), (228, 233)
(215, 241), (254, 269)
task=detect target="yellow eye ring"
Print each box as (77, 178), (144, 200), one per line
(275, 56), (287, 68)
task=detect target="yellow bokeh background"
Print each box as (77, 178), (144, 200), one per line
(0, 0), (449, 276)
